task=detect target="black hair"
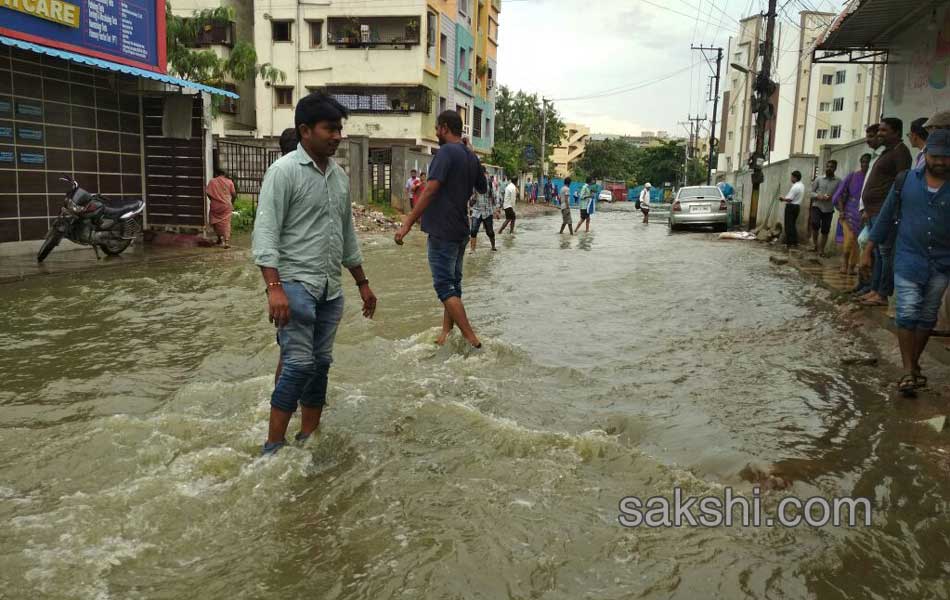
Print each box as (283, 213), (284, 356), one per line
(866, 123), (879, 133)
(860, 153), (872, 162)
(586, 176), (594, 184)
(791, 170), (802, 181)
(411, 168), (418, 174)
(214, 167), (228, 178)
(911, 117), (929, 141)
(279, 127), (298, 155)
(437, 110), (464, 136)
(294, 91), (348, 130)
(827, 160), (837, 169)
(564, 177), (572, 186)
(880, 117), (903, 136)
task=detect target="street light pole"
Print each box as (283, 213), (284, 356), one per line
(747, 0), (778, 231)
(539, 97), (547, 189)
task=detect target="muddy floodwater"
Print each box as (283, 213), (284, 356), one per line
(2, 205), (950, 599)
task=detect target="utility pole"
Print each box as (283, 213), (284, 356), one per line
(678, 120), (691, 187)
(747, 0), (778, 231)
(687, 114), (706, 185)
(692, 45), (724, 184)
(539, 97), (547, 188)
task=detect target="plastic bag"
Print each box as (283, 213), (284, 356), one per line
(857, 224), (870, 248)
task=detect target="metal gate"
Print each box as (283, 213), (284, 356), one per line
(215, 140), (281, 210)
(369, 148), (392, 204)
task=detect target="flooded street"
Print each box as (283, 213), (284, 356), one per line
(3, 205), (950, 599)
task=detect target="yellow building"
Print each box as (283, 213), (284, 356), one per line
(552, 123), (590, 177)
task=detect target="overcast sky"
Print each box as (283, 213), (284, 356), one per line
(496, 0), (842, 137)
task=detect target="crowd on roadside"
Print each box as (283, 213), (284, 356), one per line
(776, 111), (950, 397)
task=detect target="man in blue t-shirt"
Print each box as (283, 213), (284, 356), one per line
(395, 110), (487, 348)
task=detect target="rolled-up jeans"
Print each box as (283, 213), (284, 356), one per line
(894, 269), (950, 330)
(427, 236), (466, 302)
(871, 218), (896, 298)
(271, 280), (344, 413)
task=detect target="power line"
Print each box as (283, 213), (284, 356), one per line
(550, 62), (700, 102)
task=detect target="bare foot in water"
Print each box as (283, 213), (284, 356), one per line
(435, 329), (451, 345)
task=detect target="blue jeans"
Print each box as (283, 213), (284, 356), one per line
(427, 236), (466, 302)
(894, 270), (950, 330)
(870, 216), (895, 298)
(271, 281), (344, 413)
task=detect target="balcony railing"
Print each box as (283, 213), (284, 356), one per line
(320, 85), (432, 114)
(327, 16), (421, 49)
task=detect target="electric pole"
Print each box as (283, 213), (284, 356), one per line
(692, 45), (724, 184)
(539, 97), (547, 188)
(687, 114), (706, 185)
(747, 0), (778, 231)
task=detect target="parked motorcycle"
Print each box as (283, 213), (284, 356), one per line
(37, 177), (145, 263)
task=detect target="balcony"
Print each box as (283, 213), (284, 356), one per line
(327, 16), (421, 49)
(183, 19), (235, 47)
(320, 86), (432, 114)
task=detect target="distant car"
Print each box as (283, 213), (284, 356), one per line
(598, 190), (614, 203)
(668, 185), (728, 232)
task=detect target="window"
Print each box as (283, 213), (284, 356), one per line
(458, 0), (469, 15)
(311, 22), (325, 47)
(832, 97), (844, 111)
(857, 72), (862, 83)
(831, 125), (842, 139)
(190, 20), (234, 46)
(485, 117), (491, 142)
(473, 106), (483, 138)
(819, 101), (830, 112)
(440, 34), (447, 63)
(821, 73), (833, 85)
(727, 131), (734, 141)
(854, 101), (859, 112)
(220, 83), (238, 114)
(324, 86), (432, 113)
(835, 70), (846, 84)
(817, 129), (828, 139)
(459, 47), (468, 74)
(439, 96), (446, 113)
(272, 20), (293, 42)
(426, 10), (437, 64)
(274, 86), (294, 107)
(487, 67), (494, 90)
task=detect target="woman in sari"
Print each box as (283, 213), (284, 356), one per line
(206, 169), (236, 248)
(831, 153), (871, 275)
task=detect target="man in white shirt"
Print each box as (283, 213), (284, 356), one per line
(779, 170), (805, 248)
(558, 177), (574, 235)
(497, 176), (518, 234)
(405, 169), (419, 200)
(639, 183), (652, 224)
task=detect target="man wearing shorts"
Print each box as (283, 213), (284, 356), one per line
(394, 110), (487, 348)
(498, 176), (518, 234)
(808, 160), (841, 256)
(559, 177), (574, 235)
(576, 177), (594, 232)
(639, 183), (651, 223)
(469, 165), (496, 253)
(861, 129), (950, 396)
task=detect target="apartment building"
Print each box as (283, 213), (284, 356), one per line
(171, 0), (499, 156)
(717, 11), (882, 175)
(552, 122), (590, 177)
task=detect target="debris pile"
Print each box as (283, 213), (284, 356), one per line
(352, 203), (401, 232)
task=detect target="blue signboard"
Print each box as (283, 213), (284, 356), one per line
(19, 152), (45, 165)
(18, 127), (43, 142)
(0, 151), (13, 163)
(0, 0), (166, 72)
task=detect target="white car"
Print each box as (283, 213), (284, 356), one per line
(598, 190), (614, 203)
(668, 185), (728, 232)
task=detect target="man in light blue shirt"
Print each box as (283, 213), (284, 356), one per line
(252, 92), (377, 454)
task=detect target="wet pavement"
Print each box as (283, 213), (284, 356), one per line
(2, 204), (950, 599)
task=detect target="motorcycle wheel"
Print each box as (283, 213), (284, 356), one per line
(37, 226), (64, 263)
(100, 238), (132, 256)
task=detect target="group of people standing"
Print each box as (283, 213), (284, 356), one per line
(778, 111), (950, 396)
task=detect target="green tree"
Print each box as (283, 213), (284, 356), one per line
(491, 86), (565, 178)
(575, 138), (637, 180)
(631, 141), (687, 187)
(166, 3), (284, 111)
(686, 157), (708, 186)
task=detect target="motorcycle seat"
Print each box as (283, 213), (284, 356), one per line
(100, 199), (143, 217)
